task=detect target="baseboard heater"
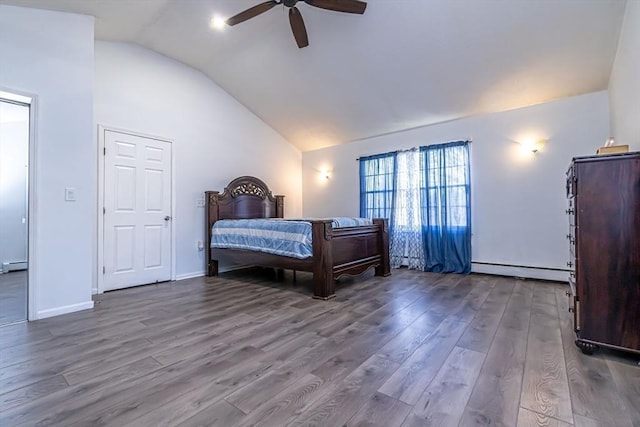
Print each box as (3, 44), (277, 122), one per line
(1, 261), (28, 273)
(397, 257), (568, 281)
(471, 261), (569, 282)
(472, 261), (570, 272)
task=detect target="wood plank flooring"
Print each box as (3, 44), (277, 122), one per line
(0, 270), (27, 325)
(0, 268), (638, 426)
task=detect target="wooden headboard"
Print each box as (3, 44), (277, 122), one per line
(205, 176), (284, 273)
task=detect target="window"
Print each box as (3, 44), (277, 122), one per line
(359, 141), (471, 274)
(359, 152), (396, 220)
(421, 142), (470, 228)
(360, 143), (470, 228)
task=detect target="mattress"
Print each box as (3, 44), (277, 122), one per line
(211, 217), (372, 259)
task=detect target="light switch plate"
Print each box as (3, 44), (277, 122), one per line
(196, 198), (205, 207)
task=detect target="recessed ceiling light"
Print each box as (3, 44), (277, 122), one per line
(210, 15), (226, 30)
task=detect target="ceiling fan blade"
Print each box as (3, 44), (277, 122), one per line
(226, 0), (279, 26)
(289, 7), (309, 48)
(304, 0), (367, 14)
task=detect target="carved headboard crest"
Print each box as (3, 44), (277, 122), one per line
(225, 176), (272, 200)
(231, 181), (266, 199)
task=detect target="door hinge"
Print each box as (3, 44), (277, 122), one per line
(103, 207), (106, 215)
(102, 266), (105, 274)
(103, 147), (106, 155)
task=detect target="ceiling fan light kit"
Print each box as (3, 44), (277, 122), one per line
(226, 0), (367, 48)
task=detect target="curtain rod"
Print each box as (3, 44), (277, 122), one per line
(355, 139), (472, 161)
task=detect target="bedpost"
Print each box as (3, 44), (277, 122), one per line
(311, 220), (335, 300)
(205, 191), (220, 276)
(374, 218), (391, 277)
(275, 195), (284, 218)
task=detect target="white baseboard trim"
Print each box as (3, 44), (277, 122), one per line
(36, 301), (94, 320)
(472, 262), (568, 282)
(175, 271), (206, 281)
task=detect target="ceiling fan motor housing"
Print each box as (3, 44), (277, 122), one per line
(283, 0), (298, 7)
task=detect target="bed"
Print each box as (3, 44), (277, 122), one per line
(205, 176), (390, 299)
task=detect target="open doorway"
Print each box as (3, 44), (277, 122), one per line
(0, 94), (31, 325)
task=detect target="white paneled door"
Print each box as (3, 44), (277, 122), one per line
(103, 130), (172, 291)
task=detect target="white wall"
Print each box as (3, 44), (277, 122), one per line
(0, 6), (95, 318)
(302, 91), (610, 281)
(0, 106), (29, 271)
(609, 0), (640, 149)
(95, 41), (302, 281)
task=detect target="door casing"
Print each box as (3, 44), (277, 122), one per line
(0, 87), (37, 321)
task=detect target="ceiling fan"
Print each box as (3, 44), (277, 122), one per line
(226, 0), (367, 48)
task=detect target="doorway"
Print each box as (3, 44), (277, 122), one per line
(0, 95), (31, 325)
(99, 128), (174, 292)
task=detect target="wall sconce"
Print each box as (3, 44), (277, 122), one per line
(316, 167), (331, 182)
(520, 138), (547, 154)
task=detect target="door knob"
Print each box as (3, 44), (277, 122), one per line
(164, 216), (171, 221)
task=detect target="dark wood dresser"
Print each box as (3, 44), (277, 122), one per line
(566, 152), (640, 355)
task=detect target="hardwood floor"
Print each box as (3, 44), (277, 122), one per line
(0, 268), (638, 426)
(0, 270), (27, 325)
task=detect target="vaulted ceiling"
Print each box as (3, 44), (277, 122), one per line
(0, 0), (627, 151)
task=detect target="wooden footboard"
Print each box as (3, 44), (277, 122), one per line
(309, 218), (390, 299)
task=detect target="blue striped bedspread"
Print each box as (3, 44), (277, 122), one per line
(211, 217), (373, 259)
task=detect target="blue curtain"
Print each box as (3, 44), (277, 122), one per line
(419, 141), (471, 273)
(359, 151), (397, 221)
